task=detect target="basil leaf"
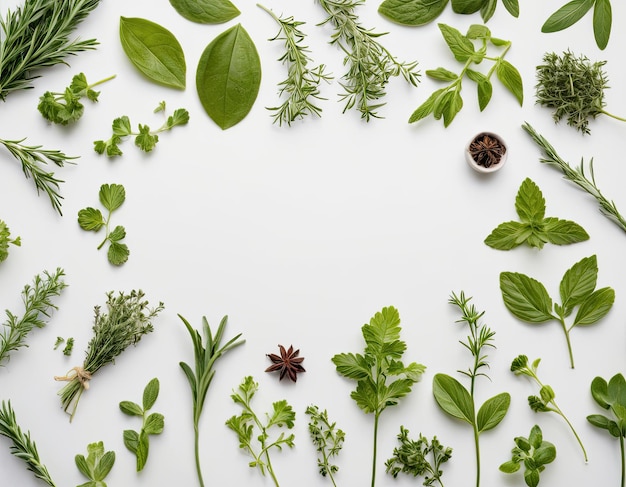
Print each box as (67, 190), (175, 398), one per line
(484, 221), (530, 250)
(499, 272), (554, 323)
(196, 24), (261, 129)
(496, 59), (523, 106)
(433, 373), (475, 425)
(408, 88), (445, 123)
(543, 218), (589, 245)
(502, 0), (520, 16)
(573, 287), (615, 326)
(541, 0), (595, 33)
(515, 178), (545, 223)
(559, 255), (598, 314)
(451, 0), (484, 14)
(476, 392), (510, 432)
(480, 0), (497, 22)
(119, 17), (186, 90)
(438, 23), (475, 62)
(442, 90), (463, 127)
(378, 0), (449, 26)
(169, 0), (240, 24)
(593, 0), (612, 50)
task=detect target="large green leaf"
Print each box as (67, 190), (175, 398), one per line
(438, 23), (475, 62)
(515, 178), (545, 223)
(476, 392), (510, 432)
(500, 272), (554, 323)
(573, 287), (614, 326)
(484, 221), (531, 250)
(496, 59), (523, 106)
(559, 255), (598, 314)
(542, 218), (589, 246)
(451, 0), (484, 14)
(169, 0), (240, 24)
(593, 0), (612, 49)
(541, 0), (595, 33)
(433, 373), (475, 425)
(378, 0), (449, 26)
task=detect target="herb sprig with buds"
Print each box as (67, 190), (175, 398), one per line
(179, 314), (244, 487)
(75, 441), (115, 487)
(316, 0), (420, 121)
(499, 424), (556, 487)
(258, 4), (332, 126)
(55, 290), (163, 421)
(409, 24), (522, 127)
(0, 0), (100, 101)
(0, 268), (67, 366)
(542, 0), (613, 50)
(38, 73), (116, 125)
(510, 355), (587, 462)
(0, 138), (77, 215)
(535, 51), (625, 134)
(0, 219), (20, 263)
(226, 376), (296, 487)
(0, 400), (57, 487)
(306, 405), (345, 486)
(523, 122), (626, 233)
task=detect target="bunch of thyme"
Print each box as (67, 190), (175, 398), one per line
(258, 4), (332, 126)
(55, 290), (163, 421)
(316, 0), (420, 120)
(0, 268), (67, 366)
(0, 0), (101, 100)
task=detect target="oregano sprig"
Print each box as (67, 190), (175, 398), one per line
(499, 424), (556, 487)
(306, 405), (345, 486)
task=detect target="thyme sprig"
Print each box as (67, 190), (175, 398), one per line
(0, 400), (57, 487)
(0, 138), (77, 215)
(0, 268), (67, 366)
(306, 405), (345, 486)
(316, 0), (420, 121)
(522, 122), (626, 233)
(0, 0), (101, 101)
(258, 4), (332, 126)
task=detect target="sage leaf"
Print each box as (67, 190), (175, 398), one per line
(573, 287), (615, 326)
(123, 429), (139, 453)
(144, 413), (165, 435)
(451, 0), (483, 14)
(499, 272), (554, 323)
(378, 0), (449, 26)
(143, 377), (160, 410)
(433, 374), (475, 425)
(593, 0), (611, 50)
(119, 401), (143, 417)
(137, 431), (149, 471)
(476, 392), (510, 432)
(119, 17), (186, 90)
(196, 24), (261, 129)
(495, 59), (523, 105)
(541, 0), (595, 33)
(169, 0), (240, 24)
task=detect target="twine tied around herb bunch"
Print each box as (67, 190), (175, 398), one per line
(54, 366), (92, 389)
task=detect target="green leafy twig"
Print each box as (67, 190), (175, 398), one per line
(179, 314), (244, 487)
(316, 0), (420, 121)
(499, 424), (556, 487)
(55, 290), (163, 421)
(120, 377), (164, 472)
(258, 4), (332, 126)
(306, 405), (345, 486)
(78, 183), (129, 266)
(0, 219), (20, 263)
(38, 73), (116, 125)
(0, 0), (100, 101)
(94, 104), (190, 157)
(409, 24), (522, 127)
(0, 268), (67, 366)
(485, 177), (589, 250)
(500, 254), (614, 369)
(0, 400), (57, 487)
(0, 138), (77, 215)
(587, 373), (626, 487)
(542, 0), (612, 50)
(75, 441), (115, 487)
(510, 355), (588, 462)
(332, 306), (426, 487)
(433, 291), (510, 487)
(385, 426), (452, 487)
(226, 376), (296, 487)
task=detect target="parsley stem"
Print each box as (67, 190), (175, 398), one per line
(371, 413), (380, 487)
(90, 74), (117, 88)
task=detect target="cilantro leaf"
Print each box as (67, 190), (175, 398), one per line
(134, 124), (158, 152)
(0, 220), (21, 263)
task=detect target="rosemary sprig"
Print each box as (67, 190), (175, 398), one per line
(0, 0), (101, 100)
(0, 268), (67, 366)
(258, 4), (332, 126)
(522, 122), (626, 233)
(0, 138), (78, 215)
(0, 400), (57, 487)
(316, 0), (420, 121)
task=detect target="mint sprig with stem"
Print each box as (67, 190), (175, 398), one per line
(433, 291), (510, 487)
(305, 405), (345, 486)
(226, 375), (296, 487)
(331, 306), (426, 487)
(511, 355), (587, 462)
(499, 424), (556, 487)
(500, 254), (615, 369)
(409, 23), (522, 127)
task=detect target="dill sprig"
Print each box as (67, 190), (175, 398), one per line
(55, 290), (164, 422)
(0, 400), (57, 486)
(258, 4), (332, 126)
(0, 0), (101, 101)
(522, 122), (626, 233)
(316, 0), (420, 121)
(0, 138), (78, 215)
(0, 268), (67, 366)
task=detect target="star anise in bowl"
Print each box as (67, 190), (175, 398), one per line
(265, 344), (305, 382)
(466, 131), (508, 173)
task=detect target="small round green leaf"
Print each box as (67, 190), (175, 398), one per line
(78, 207), (104, 231)
(119, 401), (143, 417)
(108, 242), (130, 266)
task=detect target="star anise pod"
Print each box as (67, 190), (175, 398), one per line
(469, 133), (506, 168)
(265, 344), (305, 382)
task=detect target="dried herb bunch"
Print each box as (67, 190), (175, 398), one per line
(535, 50), (626, 134)
(469, 133), (506, 168)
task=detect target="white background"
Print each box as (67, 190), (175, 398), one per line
(1, 0), (626, 486)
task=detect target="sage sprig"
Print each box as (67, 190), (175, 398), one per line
(542, 0), (612, 50)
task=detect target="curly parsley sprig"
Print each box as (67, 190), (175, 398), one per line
(0, 219), (20, 263)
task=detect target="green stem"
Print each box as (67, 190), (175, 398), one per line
(554, 405), (588, 462)
(263, 445), (280, 487)
(620, 435), (625, 487)
(559, 317), (575, 368)
(601, 109), (626, 123)
(472, 421), (481, 487)
(371, 412), (379, 487)
(193, 423), (204, 487)
(89, 74), (116, 89)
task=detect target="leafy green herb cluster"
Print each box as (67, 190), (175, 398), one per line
(38, 73), (115, 125)
(500, 255), (615, 369)
(316, 0), (420, 121)
(169, 0), (240, 23)
(0, 219), (20, 263)
(75, 441), (115, 487)
(385, 426), (452, 486)
(332, 306), (426, 487)
(305, 405), (345, 486)
(510, 355), (587, 462)
(226, 376), (296, 487)
(485, 178), (589, 250)
(54, 336), (74, 356)
(409, 23), (522, 127)
(499, 424), (556, 487)
(542, 0), (612, 50)
(78, 183), (129, 266)
(433, 291), (510, 487)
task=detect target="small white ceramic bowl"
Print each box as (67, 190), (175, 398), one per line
(465, 131), (507, 173)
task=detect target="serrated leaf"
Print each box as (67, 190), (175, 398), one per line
(119, 401), (143, 416)
(593, 0), (611, 49)
(484, 221), (530, 250)
(112, 116), (132, 136)
(143, 378), (160, 410)
(433, 373), (475, 425)
(515, 178), (545, 223)
(500, 272), (554, 323)
(332, 352), (370, 380)
(268, 400), (295, 428)
(543, 218), (590, 245)
(169, 0), (240, 24)
(476, 392), (510, 432)
(496, 59), (523, 105)
(135, 124), (158, 152)
(378, 0), (449, 26)
(541, 0), (595, 33)
(99, 183), (126, 212)
(108, 242), (130, 266)
(144, 413), (165, 435)
(78, 207), (104, 231)
(573, 287), (614, 326)
(559, 255), (598, 314)
(108, 225), (126, 243)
